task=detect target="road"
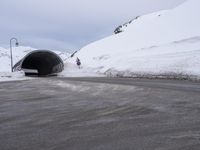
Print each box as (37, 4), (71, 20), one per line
(0, 77), (200, 150)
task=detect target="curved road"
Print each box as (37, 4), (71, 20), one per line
(0, 77), (200, 150)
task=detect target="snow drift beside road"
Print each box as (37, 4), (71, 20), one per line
(76, 0), (200, 79)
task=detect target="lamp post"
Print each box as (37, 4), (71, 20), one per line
(10, 38), (19, 72)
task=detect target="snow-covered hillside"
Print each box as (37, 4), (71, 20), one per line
(76, 0), (200, 79)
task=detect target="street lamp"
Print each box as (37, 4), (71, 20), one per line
(10, 38), (19, 72)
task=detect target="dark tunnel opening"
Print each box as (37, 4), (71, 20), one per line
(20, 50), (64, 76)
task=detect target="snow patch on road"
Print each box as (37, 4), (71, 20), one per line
(0, 72), (33, 82)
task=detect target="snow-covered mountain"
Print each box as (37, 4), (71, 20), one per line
(76, 0), (200, 79)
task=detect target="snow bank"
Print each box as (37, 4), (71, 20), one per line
(0, 72), (32, 82)
(60, 57), (105, 77)
(76, 0), (200, 80)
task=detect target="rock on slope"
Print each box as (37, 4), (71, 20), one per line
(76, 0), (200, 79)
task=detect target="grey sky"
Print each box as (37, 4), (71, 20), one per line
(0, 0), (186, 52)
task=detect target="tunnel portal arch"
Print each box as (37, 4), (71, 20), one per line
(14, 50), (64, 76)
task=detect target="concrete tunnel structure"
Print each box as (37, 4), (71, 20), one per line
(13, 50), (64, 76)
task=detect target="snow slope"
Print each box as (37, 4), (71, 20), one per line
(76, 0), (200, 79)
(60, 59), (105, 77)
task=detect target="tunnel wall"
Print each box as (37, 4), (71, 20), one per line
(13, 50), (64, 76)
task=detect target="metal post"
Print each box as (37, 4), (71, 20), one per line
(10, 38), (19, 72)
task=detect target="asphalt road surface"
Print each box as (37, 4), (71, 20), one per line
(0, 77), (200, 150)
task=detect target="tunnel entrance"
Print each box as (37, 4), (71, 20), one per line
(14, 50), (64, 76)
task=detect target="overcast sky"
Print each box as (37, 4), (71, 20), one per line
(0, 0), (186, 52)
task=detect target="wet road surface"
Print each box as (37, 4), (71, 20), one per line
(0, 77), (200, 150)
